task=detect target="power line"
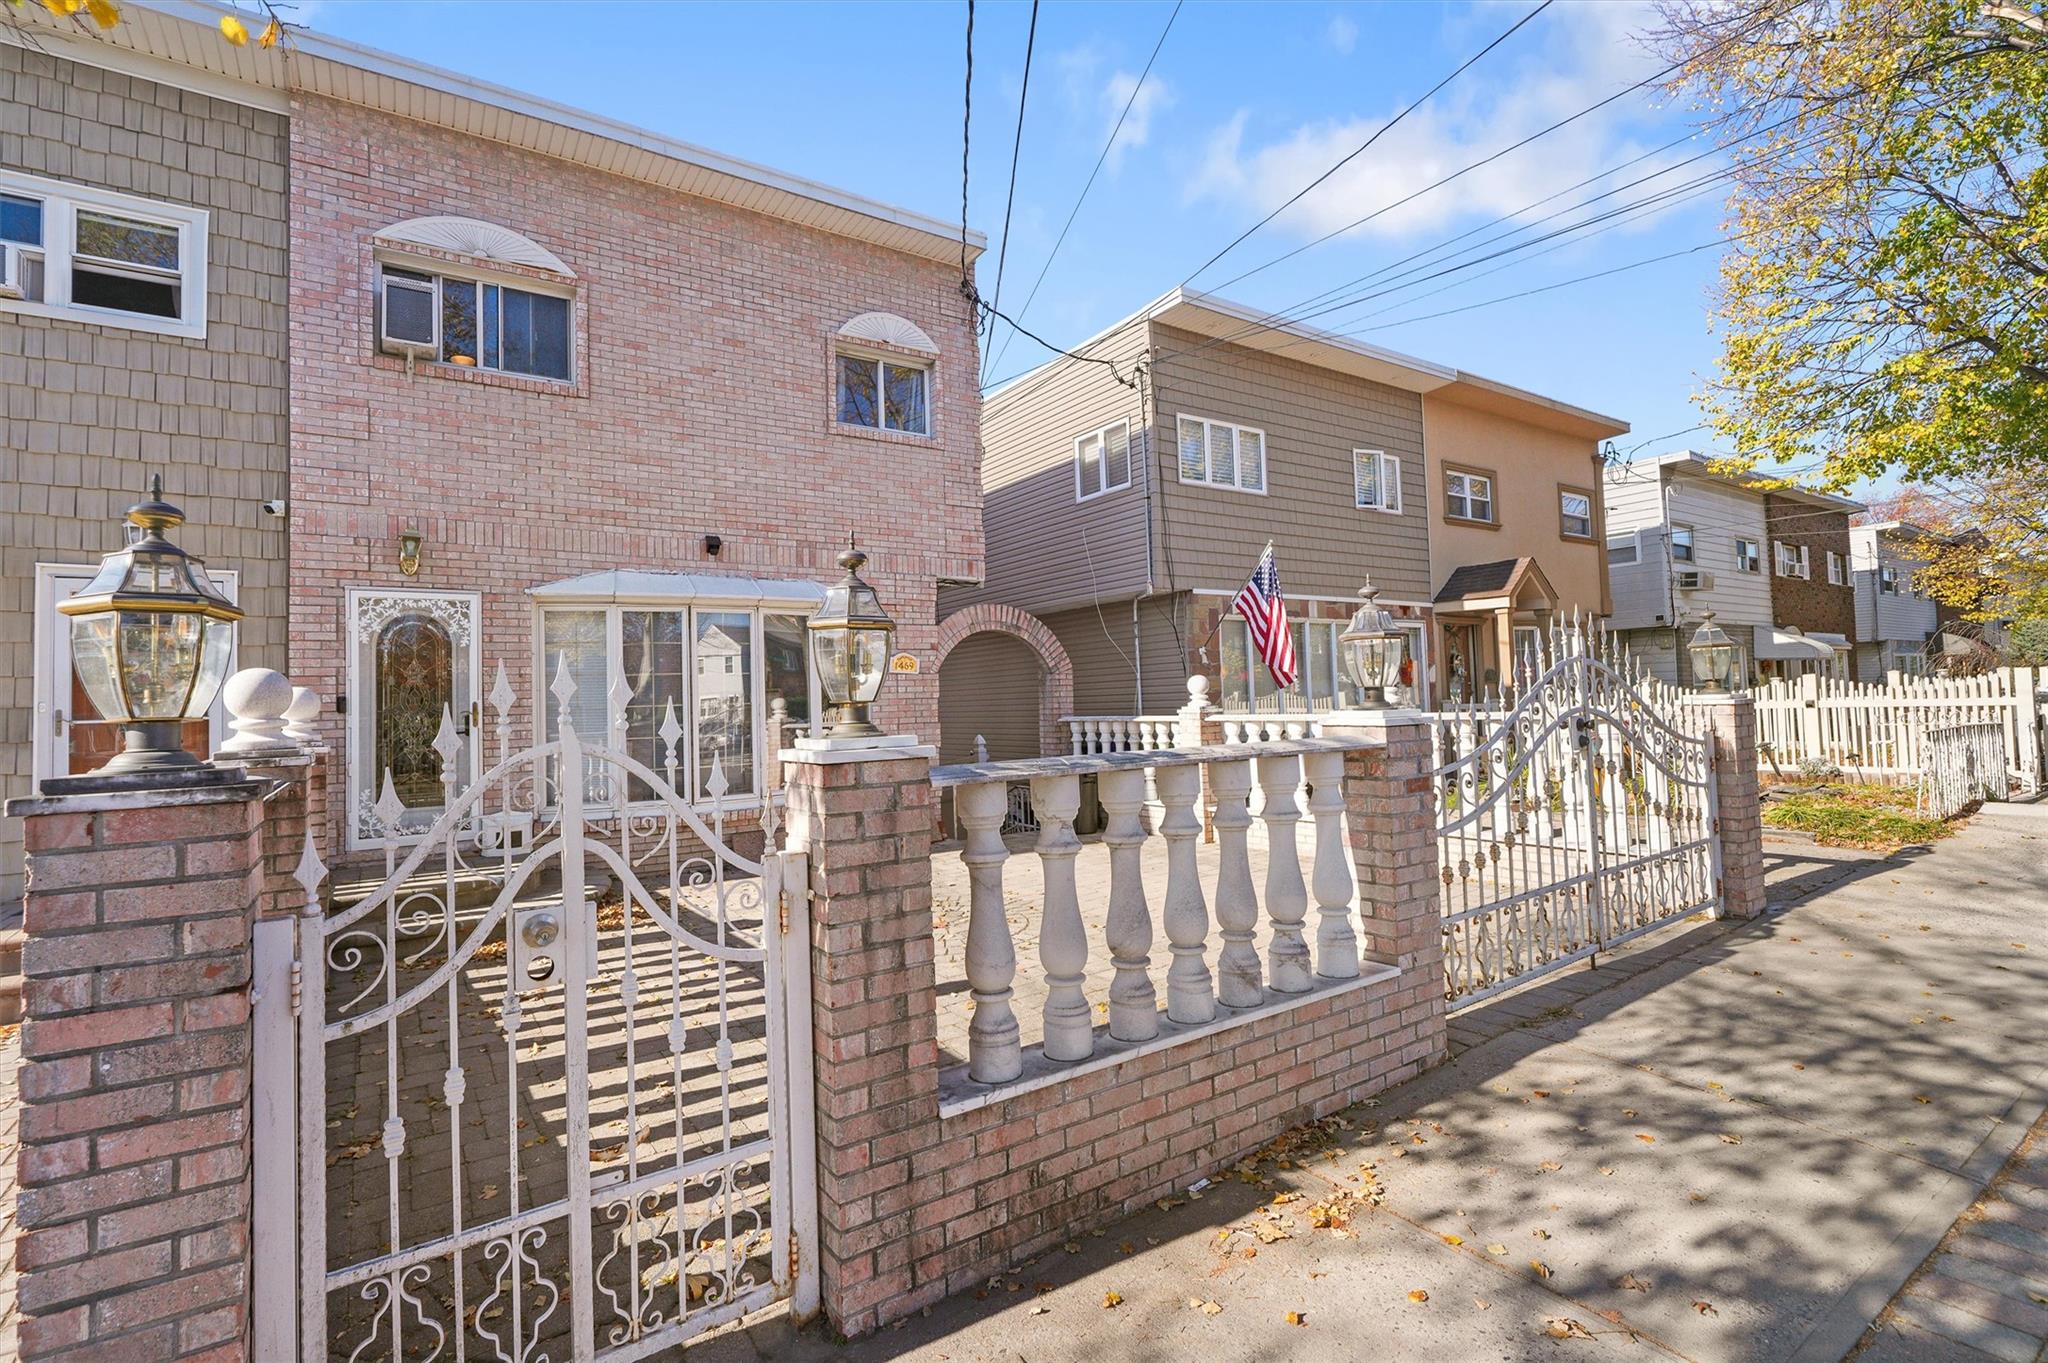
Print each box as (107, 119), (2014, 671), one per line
(1353, 234), (1739, 333)
(958, 0), (974, 295)
(1179, 0), (1555, 288)
(983, 0), (1182, 379)
(981, 0), (1040, 384)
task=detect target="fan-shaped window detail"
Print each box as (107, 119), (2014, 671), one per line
(375, 216), (573, 276)
(836, 311), (937, 354)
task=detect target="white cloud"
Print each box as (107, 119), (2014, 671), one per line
(1326, 14), (1359, 56)
(1104, 69), (1173, 170)
(1185, 2), (1691, 246)
(1057, 41), (1174, 173)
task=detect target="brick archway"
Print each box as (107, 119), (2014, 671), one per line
(933, 604), (1075, 758)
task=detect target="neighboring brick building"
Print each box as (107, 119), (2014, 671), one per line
(1, 40), (291, 906)
(1760, 489), (1862, 680)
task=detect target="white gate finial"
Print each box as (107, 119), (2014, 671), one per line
(488, 660), (516, 723)
(607, 674), (633, 745)
(292, 828), (326, 908)
(432, 706), (461, 779)
(550, 654), (578, 730)
(706, 752), (729, 800)
(658, 699), (684, 772)
(373, 771), (406, 834)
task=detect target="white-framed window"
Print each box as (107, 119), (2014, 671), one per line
(836, 351), (930, 435)
(1558, 488), (1594, 539)
(1775, 542), (1810, 578)
(1826, 550), (1845, 585)
(1074, 420), (1133, 501)
(1606, 534), (1640, 566)
(1670, 524), (1696, 563)
(1220, 612), (1426, 709)
(1736, 538), (1762, 574)
(32, 563), (239, 790)
(1880, 564), (1898, 594)
(1, 171), (209, 339)
(1177, 414), (1267, 494)
(1444, 469), (1494, 524)
(1354, 450), (1402, 512)
(535, 603), (817, 806)
(379, 262), (573, 380)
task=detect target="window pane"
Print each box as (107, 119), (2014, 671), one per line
(883, 363), (927, 434)
(1178, 417), (1206, 482)
(1355, 451), (1378, 508)
(529, 292), (570, 379)
(1102, 423), (1130, 489)
(1237, 430), (1264, 491)
(1307, 623), (1336, 704)
(541, 611), (608, 801)
(1076, 433), (1102, 498)
(482, 283), (499, 369)
(1210, 424), (1236, 486)
(837, 354), (878, 427)
(1220, 618), (1250, 710)
(74, 210), (177, 270)
(764, 613), (812, 744)
(0, 193), (41, 246)
(1275, 621), (1306, 709)
(441, 278), (478, 364)
(696, 611), (755, 798)
(71, 267), (177, 318)
(621, 610), (688, 802)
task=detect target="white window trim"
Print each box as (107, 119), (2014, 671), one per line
(1445, 470), (1495, 525)
(1606, 531), (1640, 566)
(32, 562), (239, 791)
(1177, 413), (1268, 495)
(1, 170), (209, 339)
(1827, 550), (1846, 585)
(1354, 449), (1402, 513)
(1074, 419), (1133, 502)
(375, 248), (577, 382)
(1670, 523), (1696, 564)
(1736, 538), (1762, 574)
(835, 344), (932, 437)
(1558, 489), (1595, 539)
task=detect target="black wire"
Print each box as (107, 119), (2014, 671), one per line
(959, 0), (974, 296)
(1179, 0), (1554, 288)
(982, 0), (1040, 384)
(977, 294), (1137, 388)
(984, 0), (1183, 380)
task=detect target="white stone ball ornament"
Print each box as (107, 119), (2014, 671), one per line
(218, 668), (298, 755)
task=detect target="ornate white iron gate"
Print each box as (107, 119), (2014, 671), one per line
(281, 660), (817, 1361)
(1432, 624), (1720, 1008)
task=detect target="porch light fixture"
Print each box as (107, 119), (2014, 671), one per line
(1339, 576), (1405, 708)
(397, 529), (423, 577)
(56, 476), (243, 783)
(1687, 611), (1738, 692)
(809, 540), (895, 737)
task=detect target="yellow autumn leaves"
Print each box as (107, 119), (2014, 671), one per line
(31, 0), (281, 48)
(217, 13), (283, 48)
(38, 0), (119, 29)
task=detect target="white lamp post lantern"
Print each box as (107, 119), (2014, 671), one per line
(1338, 576), (1405, 708)
(1687, 611), (1739, 692)
(809, 541), (896, 738)
(53, 476), (243, 788)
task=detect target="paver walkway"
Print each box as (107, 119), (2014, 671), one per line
(702, 800), (2047, 1362)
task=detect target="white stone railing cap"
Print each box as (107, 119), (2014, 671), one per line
(931, 736), (1378, 790)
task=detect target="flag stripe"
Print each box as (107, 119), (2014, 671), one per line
(1231, 545), (1297, 689)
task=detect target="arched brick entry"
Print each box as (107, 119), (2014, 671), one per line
(933, 604), (1075, 758)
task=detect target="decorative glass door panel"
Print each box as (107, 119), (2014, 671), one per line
(348, 590), (481, 848)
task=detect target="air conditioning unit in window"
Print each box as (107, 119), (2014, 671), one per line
(1674, 569), (1714, 592)
(0, 245), (24, 301)
(378, 271), (438, 358)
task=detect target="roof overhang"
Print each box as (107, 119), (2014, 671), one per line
(1428, 373), (1628, 440)
(1149, 289), (1458, 394)
(528, 571), (826, 610)
(1756, 626), (1837, 662)
(11, 1), (982, 266)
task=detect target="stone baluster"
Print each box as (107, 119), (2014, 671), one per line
(958, 782), (1021, 1083)
(1156, 763), (1214, 1023)
(1256, 752), (1312, 993)
(1302, 751), (1360, 978)
(1098, 768), (1157, 1041)
(1209, 758), (1263, 1008)
(1069, 722), (1085, 757)
(1032, 774), (1091, 1061)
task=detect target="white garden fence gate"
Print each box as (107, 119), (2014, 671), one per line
(1752, 668), (2042, 791)
(263, 660), (817, 1362)
(1431, 625), (1721, 1008)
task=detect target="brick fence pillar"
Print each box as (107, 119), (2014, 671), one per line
(1686, 692), (1766, 920)
(4, 779), (268, 1363)
(782, 740), (941, 1339)
(1320, 711), (1448, 1071)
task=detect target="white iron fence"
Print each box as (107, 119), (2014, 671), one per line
(1753, 668), (2043, 791)
(1917, 721), (2008, 819)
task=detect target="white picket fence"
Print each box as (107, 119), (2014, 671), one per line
(1918, 722), (2008, 819)
(1753, 668), (2043, 791)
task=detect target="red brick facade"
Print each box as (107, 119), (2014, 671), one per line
(285, 94), (983, 854)
(1764, 493), (1855, 639)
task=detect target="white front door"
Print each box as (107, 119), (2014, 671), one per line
(345, 589), (482, 849)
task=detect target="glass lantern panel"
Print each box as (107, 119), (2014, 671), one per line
(850, 627), (889, 705)
(814, 630), (850, 706)
(69, 613), (124, 722)
(696, 612), (755, 799)
(184, 616), (234, 718)
(117, 610), (203, 720)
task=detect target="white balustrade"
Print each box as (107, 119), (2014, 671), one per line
(1302, 751), (1359, 978)
(1256, 752), (1312, 993)
(1208, 758), (1262, 1008)
(1063, 716), (1185, 756)
(1031, 774), (1091, 1062)
(1155, 762), (1216, 1024)
(1098, 767), (1157, 1041)
(959, 782), (1021, 1083)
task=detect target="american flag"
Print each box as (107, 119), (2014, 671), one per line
(1231, 543), (1297, 689)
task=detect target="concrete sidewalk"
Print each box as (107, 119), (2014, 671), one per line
(715, 802), (2048, 1362)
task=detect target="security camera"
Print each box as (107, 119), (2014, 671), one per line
(261, 500), (288, 519)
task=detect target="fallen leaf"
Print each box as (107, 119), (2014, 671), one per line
(1530, 1260), (1553, 1278)
(1193, 1298), (1223, 1315)
(1914, 1095), (1932, 1104)
(1474, 1297), (1491, 1310)
(1635, 1133), (1657, 1145)
(1063, 1242), (1082, 1255)
(1615, 1272), (1654, 1292)
(1537, 1160), (1563, 1173)
(1028, 1304), (1050, 1316)
(1408, 1290), (1429, 1303)
(1286, 1310), (1307, 1326)
(1545, 1318), (1594, 1340)
(1532, 1089), (1551, 1098)
(1719, 1133), (1743, 1145)
(1441, 1234), (1464, 1246)
(1485, 1244), (1508, 1256)
(1102, 1291), (1122, 1309)
(1599, 1166), (1616, 1176)
(1693, 1299), (1719, 1316)
(1532, 1228), (1551, 1240)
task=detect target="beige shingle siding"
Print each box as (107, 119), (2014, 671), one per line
(1, 46), (290, 903)
(939, 323), (1153, 619)
(936, 630), (1046, 763)
(1145, 324), (1430, 602)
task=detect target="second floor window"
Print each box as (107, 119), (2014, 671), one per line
(1736, 538), (1761, 573)
(1558, 488), (1594, 539)
(1880, 564), (1898, 594)
(1670, 524), (1696, 563)
(1354, 450), (1402, 512)
(1178, 415), (1266, 493)
(1074, 421), (1132, 500)
(1775, 542), (1810, 578)
(2, 171), (209, 338)
(836, 352), (929, 435)
(381, 265), (572, 380)
(1445, 470), (1494, 524)
(1607, 535), (1639, 566)
(1827, 550), (1845, 585)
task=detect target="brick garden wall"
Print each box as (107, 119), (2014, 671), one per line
(286, 94), (983, 860)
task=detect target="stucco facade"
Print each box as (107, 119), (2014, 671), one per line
(1, 43), (290, 904)
(286, 92), (983, 854)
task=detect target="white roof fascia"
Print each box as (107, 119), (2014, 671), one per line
(527, 571), (826, 610)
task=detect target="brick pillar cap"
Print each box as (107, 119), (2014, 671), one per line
(782, 735), (938, 767)
(1680, 692), (1755, 708)
(1318, 707), (1426, 730)
(4, 779), (267, 820)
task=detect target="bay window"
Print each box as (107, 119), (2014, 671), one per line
(1220, 613), (1424, 710)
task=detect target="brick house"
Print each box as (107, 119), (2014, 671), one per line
(1758, 489), (1862, 680)
(4, 5), (985, 875)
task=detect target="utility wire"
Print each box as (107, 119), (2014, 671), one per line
(981, 0), (1040, 383)
(1180, 0), (1555, 288)
(984, 0), (1183, 379)
(958, 0), (975, 296)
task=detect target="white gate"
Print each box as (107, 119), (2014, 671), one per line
(273, 658), (817, 1361)
(1433, 624), (1720, 1008)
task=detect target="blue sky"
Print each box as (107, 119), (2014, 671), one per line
(289, 0), (1890, 498)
